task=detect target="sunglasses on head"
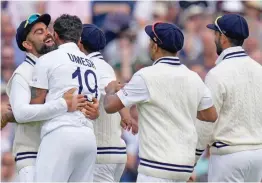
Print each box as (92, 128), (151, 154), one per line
(214, 16), (226, 36)
(152, 22), (163, 45)
(24, 13), (41, 28)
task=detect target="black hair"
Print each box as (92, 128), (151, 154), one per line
(53, 14), (82, 44)
(228, 37), (244, 46)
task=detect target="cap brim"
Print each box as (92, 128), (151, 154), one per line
(206, 24), (219, 31)
(33, 14), (51, 27)
(145, 25), (153, 38)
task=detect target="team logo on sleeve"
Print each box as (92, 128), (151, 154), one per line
(121, 88), (128, 96)
(32, 77), (37, 82)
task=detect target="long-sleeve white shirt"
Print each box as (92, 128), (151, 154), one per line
(6, 52), (68, 171)
(10, 74), (68, 123)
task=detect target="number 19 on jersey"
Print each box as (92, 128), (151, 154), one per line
(72, 67), (98, 98)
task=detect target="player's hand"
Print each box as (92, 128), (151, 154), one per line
(1, 118), (8, 129)
(131, 118), (138, 135)
(63, 88), (87, 112)
(1, 104), (14, 129)
(187, 173), (196, 182)
(81, 98), (100, 120)
(105, 81), (124, 94)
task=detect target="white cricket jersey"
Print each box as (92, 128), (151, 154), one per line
(6, 53), (68, 171)
(87, 52), (126, 164)
(117, 56), (213, 180)
(31, 43), (100, 138)
(204, 46), (262, 155)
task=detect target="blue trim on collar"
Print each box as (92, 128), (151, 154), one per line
(224, 55), (248, 60)
(223, 51), (246, 60)
(90, 53), (104, 59)
(25, 60), (33, 66)
(154, 57), (181, 66)
(25, 55), (36, 65)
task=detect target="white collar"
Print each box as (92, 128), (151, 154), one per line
(58, 42), (79, 50)
(215, 46), (247, 65)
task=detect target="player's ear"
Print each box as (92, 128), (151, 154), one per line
(78, 42), (84, 52)
(153, 42), (158, 52)
(221, 34), (228, 46)
(77, 39), (82, 49)
(53, 31), (59, 41)
(22, 40), (32, 51)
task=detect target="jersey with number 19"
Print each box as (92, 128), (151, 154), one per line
(31, 42), (99, 181)
(31, 42), (100, 138)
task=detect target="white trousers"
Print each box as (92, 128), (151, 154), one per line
(208, 148), (262, 182)
(136, 173), (184, 182)
(93, 163), (125, 182)
(34, 126), (97, 182)
(18, 166), (34, 182)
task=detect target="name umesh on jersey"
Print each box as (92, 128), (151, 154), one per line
(67, 53), (96, 69)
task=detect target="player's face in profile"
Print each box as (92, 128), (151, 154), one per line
(214, 31), (223, 55)
(27, 22), (57, 55)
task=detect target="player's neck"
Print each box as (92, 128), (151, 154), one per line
(56, 39), (73, 47)
(27, 50), (41, 58)
(82, 49), (89, 55)
(154, 53), (178, 61)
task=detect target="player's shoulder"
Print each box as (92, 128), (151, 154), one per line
(38, 49), (61, 64)
(93, 57), (113, 71)
(13, 62), (34, 75)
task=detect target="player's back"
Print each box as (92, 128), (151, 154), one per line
(87, 53), (126, 163)
(136, 62), (206, 180)
(207, 56), (262, 154)
(34, 43), (100, 138)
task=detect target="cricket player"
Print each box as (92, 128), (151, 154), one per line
(206, 14), (262, 181)
(78, 24), (136, 182)
(29, 14), (100, 182)
(103, 22), (218, 182)
(1, 13), (92, 182)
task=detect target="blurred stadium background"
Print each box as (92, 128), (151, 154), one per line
(1, 0), (262, 182)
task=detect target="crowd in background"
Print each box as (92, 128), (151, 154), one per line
(1, 0), (262, 182)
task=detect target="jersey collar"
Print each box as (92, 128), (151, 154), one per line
(58, 42), (79, 50)
(25, 52), (37, 66)
(215, 46), (247, 65)
(153, 56), (181, 66)
(87, 52), (104, 60)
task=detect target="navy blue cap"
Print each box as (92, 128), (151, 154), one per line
(81, 24), (106, 51)
(207, 14), (249, 40)
(145, 22), (184, 53)
(16, 14), (51, 51)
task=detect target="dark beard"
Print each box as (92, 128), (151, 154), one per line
(37, 44), (58, 54)
(215, 41), (223, 55)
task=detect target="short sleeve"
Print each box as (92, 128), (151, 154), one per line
(99, 65), (116, 95)
(198, 86), (213, 111)
(30, 56), (49, 89)
(204, 71), (225, 114)
(116, 72), (150, 107)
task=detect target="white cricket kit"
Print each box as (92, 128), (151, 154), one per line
(31, 43), (99, 182)
(6, 53), (68, 182)
(87, 52), (126, 182)
(117, 56), (213, 181)
(204, 46), (262, 182)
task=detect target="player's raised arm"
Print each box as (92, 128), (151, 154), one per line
(104, 81), (125, 113)
(104, 71), (149, 114)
